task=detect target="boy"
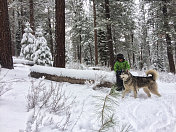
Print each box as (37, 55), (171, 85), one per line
(114, 54), (130, 91)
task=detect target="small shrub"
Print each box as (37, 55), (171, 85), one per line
(25, 79), (75, 131)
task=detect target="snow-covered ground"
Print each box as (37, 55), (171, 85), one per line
(0, 63), (176, 132)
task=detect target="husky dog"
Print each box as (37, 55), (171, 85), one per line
(120, 70), (161, 98)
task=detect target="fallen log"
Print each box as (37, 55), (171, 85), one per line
(30, 65), (115, 88)
(30, 72), (87, 84)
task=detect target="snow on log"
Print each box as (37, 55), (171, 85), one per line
(13, 58), (34, 66)
(30, 65), (115, 88)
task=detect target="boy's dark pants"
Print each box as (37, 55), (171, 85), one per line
(116, 71), (124, 91)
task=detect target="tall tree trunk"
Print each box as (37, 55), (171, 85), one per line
(0, 0), (13, 69)
(88, 42), (93, 65)
(20, 0), (24, 35)
(16, 11), (22, 56)
(54, 0), (65, 68)
(162, 1), (175, 73)
(104, 0), (114, 70)
(93, 0), (98, 65)
(48, 8), (54, 58)
(113, 29), (117, 53)
(11, 0), (16, 56)
(140, 46), (143, 70)
(77, 28), (82, 64)
(29, 0), (34, 31)
(127, 53), (131, 67)
(131, 33), (135, 68)
(173, 21), (176, 71)
(77, 45), (79, 62)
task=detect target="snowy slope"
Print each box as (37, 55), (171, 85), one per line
(0, 64), (176, 132)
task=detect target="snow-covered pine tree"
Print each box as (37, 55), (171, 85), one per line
(20, 22), (35, 61)
(31, 26), (52, 66)
(66, 0), (94, 64)
(98, 29), (109, 66)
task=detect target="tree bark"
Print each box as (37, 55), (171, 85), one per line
(20, 0), (24, 35)
(93, 0), (98, 65)
(131, 33), (135, 68)
(88, 42), (93, 65)
(29, 0), (34, 31)
(78, 29), (82, 63)
(162, 1), (175, 73)
(140, 46), (143, 70)
(16, 10), (22, 56)
(54, 0), (65, 68)
(48, 8), (54, 58)
(0, 0), (13, 69)
(104, 0), (114, 70)
(11, 0), (16, 56)
(165, 33), (175, 73)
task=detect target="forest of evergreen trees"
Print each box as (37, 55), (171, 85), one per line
(0, 0), (176, 73)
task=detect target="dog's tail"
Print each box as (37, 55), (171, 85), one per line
(146, 70), (158, 81)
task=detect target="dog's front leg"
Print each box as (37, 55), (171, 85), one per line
(133, 87), (137, 98)
(122, 85), (129, 98)
(122, 90), (127, 98)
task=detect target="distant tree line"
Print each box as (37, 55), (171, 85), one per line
(0, 0), (175, 73)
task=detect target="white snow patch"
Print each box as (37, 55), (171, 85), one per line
(30, 65), (116, 83)
(0, 64), (176, 132)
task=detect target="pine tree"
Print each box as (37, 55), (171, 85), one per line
(162, 0), (175, 73)
(145, 0), (175, 73)
(93, 0), (98, 65)
(0, 0), (13, 69)
(54, 0), (65, 68)
(31, 26), (52, 66)
(104, 0), (114, 70)
(16, 27), (22, 56)
(29, 0), (35, 31)
(20, 22), (35, 60)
